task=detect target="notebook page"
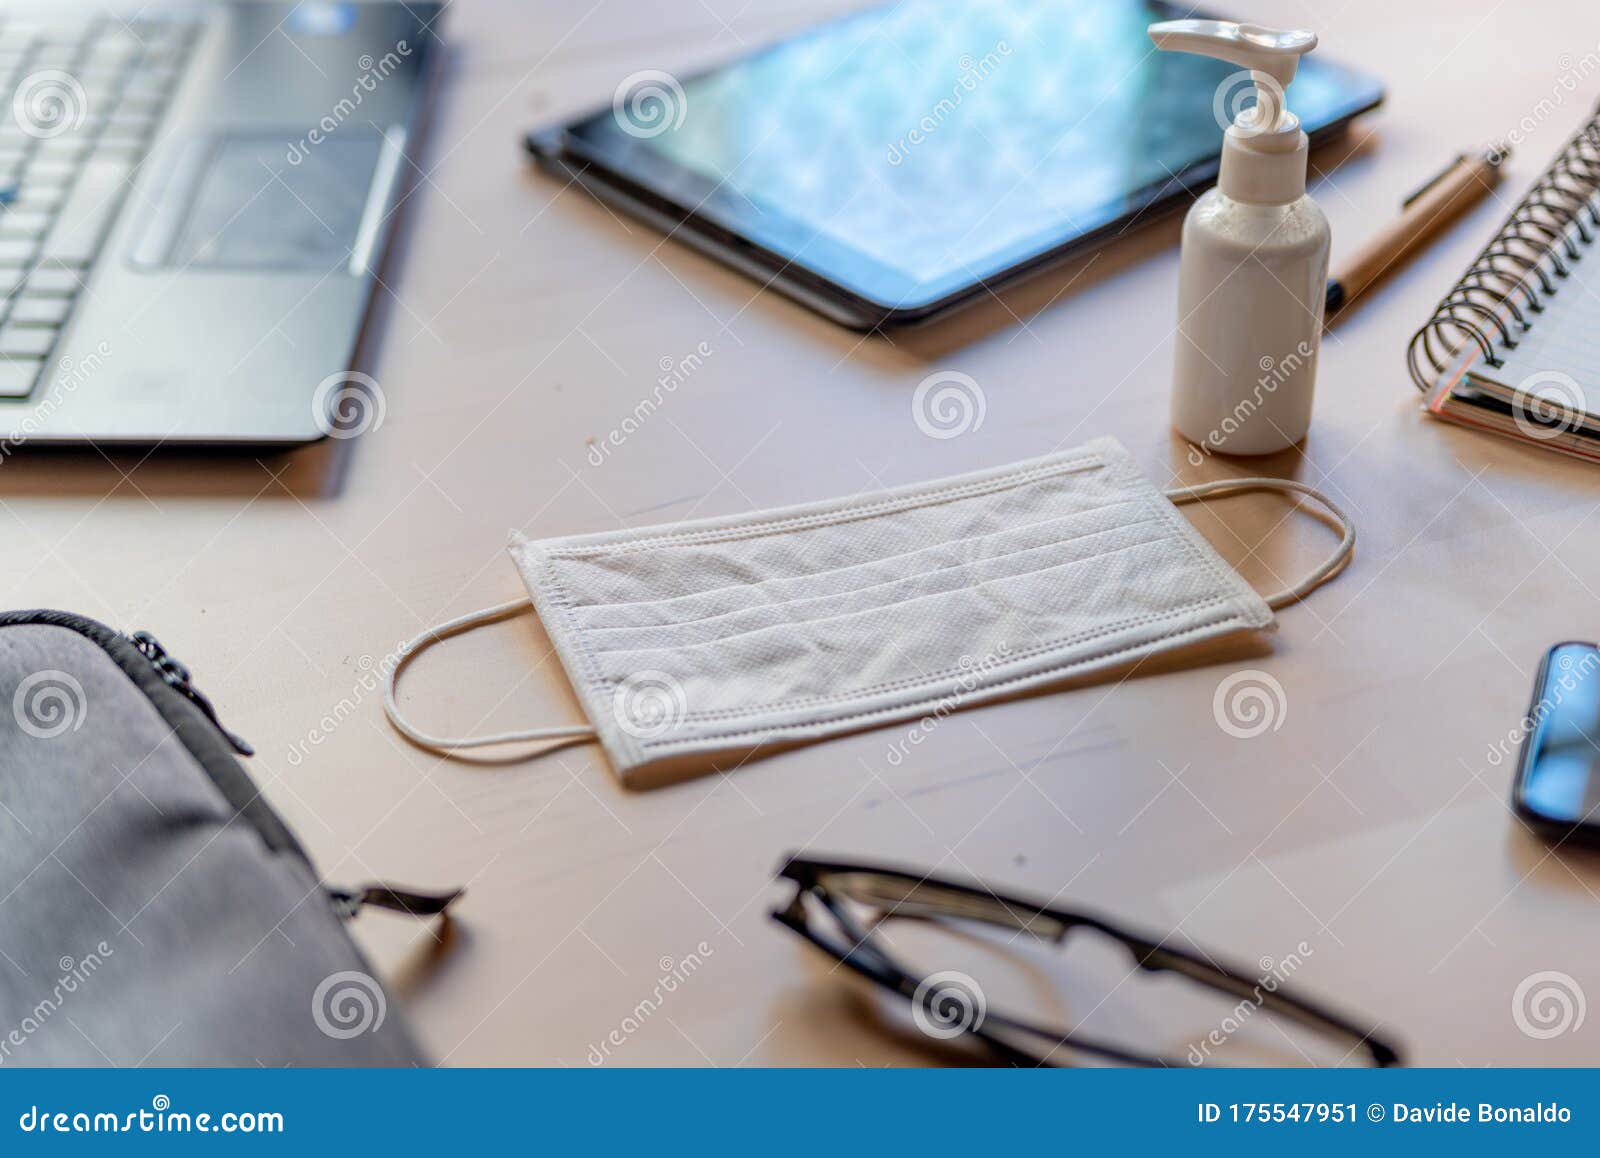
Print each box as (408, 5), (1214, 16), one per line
(1477, 201), (1600, 418)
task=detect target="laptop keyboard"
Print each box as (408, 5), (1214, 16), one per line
(0, 14), (197, 399)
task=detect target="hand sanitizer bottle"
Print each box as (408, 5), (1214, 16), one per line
(1149, 20), (1329, 456)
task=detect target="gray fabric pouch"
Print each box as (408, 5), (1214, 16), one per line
(0, 610), (457, 1066)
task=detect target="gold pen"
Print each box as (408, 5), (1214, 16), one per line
(1324, 144), (1510, 318)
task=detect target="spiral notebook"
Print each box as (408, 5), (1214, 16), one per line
(1409, 105), (1600, 461)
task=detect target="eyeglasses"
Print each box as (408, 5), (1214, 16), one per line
(772, 855), (1403, 1068)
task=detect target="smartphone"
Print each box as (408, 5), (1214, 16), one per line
(1511, 642), (1600, 845)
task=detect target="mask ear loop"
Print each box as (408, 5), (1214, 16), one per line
(383, 597), (598, 755)
(1164, 478), (1355, 610)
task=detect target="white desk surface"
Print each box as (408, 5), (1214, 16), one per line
(5, 0), (1600, 1066)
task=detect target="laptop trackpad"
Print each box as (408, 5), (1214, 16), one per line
(135, 131), (397, 272)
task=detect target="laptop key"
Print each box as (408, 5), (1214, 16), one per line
(23, 267), (84, 296)
(38, 138), (91, 158)
(21, 160), (77, 187)
(88, 30), (142, 56)
(0, 358), (43, 397)
(40, 157), (132, 266)
(31, 47), (79, 69)
(14, 184), (66, 210)
(0, 210), (53, 237)
(9, 296), (70, 326)
(124, 74), (174, 101)
(0, 327), (55, 357)
(0, 238), (37, 264)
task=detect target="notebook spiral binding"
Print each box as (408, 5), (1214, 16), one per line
(1408, 106), (1600, 392)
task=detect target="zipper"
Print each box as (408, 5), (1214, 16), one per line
(126, 630), (461, 922)
(0, 609), (460, 924)
(129, 629), (255, 756)
(126, 627), (460, 923)
(0, 607), (309, 865)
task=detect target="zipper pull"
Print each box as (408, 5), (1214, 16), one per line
(327, 884), (464, 920)
(129, 630), (255, 757)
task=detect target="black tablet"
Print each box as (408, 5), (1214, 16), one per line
(526, 0), (1384, 330)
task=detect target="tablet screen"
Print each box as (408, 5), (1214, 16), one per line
(563, 0), (1382, 312)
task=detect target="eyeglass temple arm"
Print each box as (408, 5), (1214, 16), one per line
(1137, 944), (1402, 1066)
(828, 876), (1072, 943)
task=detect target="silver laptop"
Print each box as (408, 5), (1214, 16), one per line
(0, 1), (439, 447)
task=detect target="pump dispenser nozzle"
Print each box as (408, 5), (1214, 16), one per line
(1147, 18), (1331, 457)
(1149, 19), (1317, 204)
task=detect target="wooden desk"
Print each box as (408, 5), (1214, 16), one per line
(5, 0), (1599, 1065)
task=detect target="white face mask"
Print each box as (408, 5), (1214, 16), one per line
(383, 437), (1352, 787)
